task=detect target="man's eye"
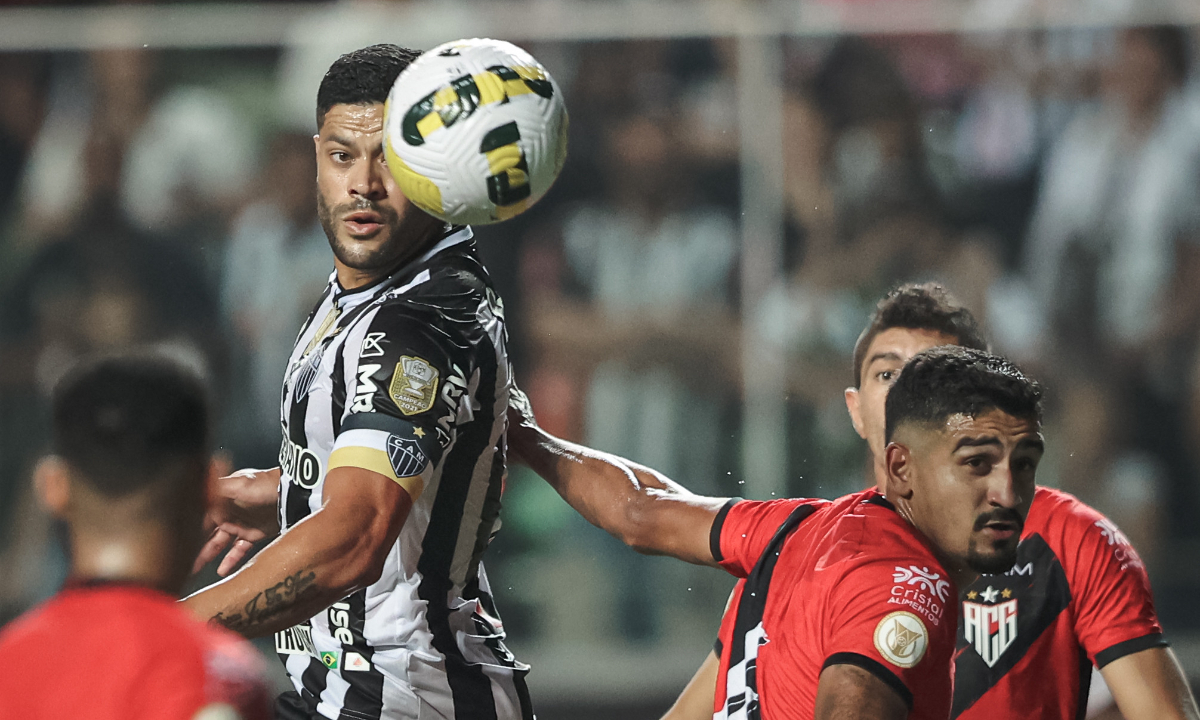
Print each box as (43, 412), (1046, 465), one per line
(332, 151), (350, 162)
(877, 371), (895, 382)
(965, 456), (990, 472)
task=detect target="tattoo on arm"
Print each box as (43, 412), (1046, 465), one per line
(211, 569), (318, 634)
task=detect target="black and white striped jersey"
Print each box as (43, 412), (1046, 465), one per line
(274, 227), (532, 720)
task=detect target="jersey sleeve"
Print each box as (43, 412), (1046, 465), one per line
(330, 306), (464, 502)
(714, 498), (824, 577)
(819, 555), (957, 716)
(1061, 503), (1165, 668)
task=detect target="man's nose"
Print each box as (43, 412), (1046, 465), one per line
(348, 156), (387, 201)
(986, 462), (1022, 509)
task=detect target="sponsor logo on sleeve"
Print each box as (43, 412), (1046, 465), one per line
(873, 611), (929, 668)
(350, 363), (382, 413)
(963, 586), (1018, 667)
(887, 565), (949, 627)
(1095, 518), (1144, 571)
(389, 356), (439, 416)
(387, 434), (429, 478)
(360, 332), (386, 358)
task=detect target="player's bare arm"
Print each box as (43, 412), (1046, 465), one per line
(184, 465), (413, 637)
(1101, 646), (1200, 720)
(660, 650), (718, 720)
(193, 466), (282, 576)
(813, 664), (908, 720)
(507, 393), (728, 566)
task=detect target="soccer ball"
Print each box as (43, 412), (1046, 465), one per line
(383, 38), (568, 226)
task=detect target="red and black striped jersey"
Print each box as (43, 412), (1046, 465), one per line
(710, 490), (959, 720)
(952, 486), (1164, 719)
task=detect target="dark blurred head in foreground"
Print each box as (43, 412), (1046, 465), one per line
(35, 354), (218, 595)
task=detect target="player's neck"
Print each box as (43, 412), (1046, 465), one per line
(889, 495), (979, 589)
(333, 232), (444, 291)
(68, 523), (186, 596)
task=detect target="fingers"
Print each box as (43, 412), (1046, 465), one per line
(217, 538), (257, 577)
(193, 527), (234, 574)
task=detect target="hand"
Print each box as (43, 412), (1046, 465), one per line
(194, 467), (282, 576)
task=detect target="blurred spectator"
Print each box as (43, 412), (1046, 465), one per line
(0, 54), (49, 234)
(757, 39), (1001, 495)
(220, 132), (329, 466)
(523, 105), (739, 643)
(1024, 26), (1200, 559)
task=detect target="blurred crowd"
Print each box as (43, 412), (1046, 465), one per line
(2, 23), (1200, 669)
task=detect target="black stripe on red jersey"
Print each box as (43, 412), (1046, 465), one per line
(1094, 632), (1168, 669)
(416, 323), (503, 719)
(823, 653), (913, 711)
(709, 498), (742, 563)
(719, 502), (818, 719)
(1074, 647), (1091, 720)
(952, 533), (1072, 718)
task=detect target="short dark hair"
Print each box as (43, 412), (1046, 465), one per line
(884, 346), (1042, 444)
(52, 354), (210, 497)
(852, 283), (987, 386)
(316, 44), (421, 129)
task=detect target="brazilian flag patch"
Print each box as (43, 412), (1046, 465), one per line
(320, 651), (340, 670)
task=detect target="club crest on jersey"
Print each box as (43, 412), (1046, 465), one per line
(389, 356), (439, 416)
(873, 611), (928, 668)
(387, 434), (428, 479)
(963, 587), (1018, 667)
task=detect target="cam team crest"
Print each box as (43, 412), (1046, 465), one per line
(389, 356), (439, 415)
(387, 434), (428, 478)
(874, 611), (929, 668)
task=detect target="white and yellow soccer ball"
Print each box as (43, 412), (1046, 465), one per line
(383, 38), (568, 226)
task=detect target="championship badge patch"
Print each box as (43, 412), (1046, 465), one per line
(873, 611), (929, 668)
(387, 434), (429, 479)
(389, 356), (439, 416)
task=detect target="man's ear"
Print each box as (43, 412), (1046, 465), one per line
(845, 388), (866, 439)
(33, 456), (71, 519)
(884, 442), (915, 500)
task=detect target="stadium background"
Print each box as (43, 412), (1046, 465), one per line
(1, 1), (1199, 717)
